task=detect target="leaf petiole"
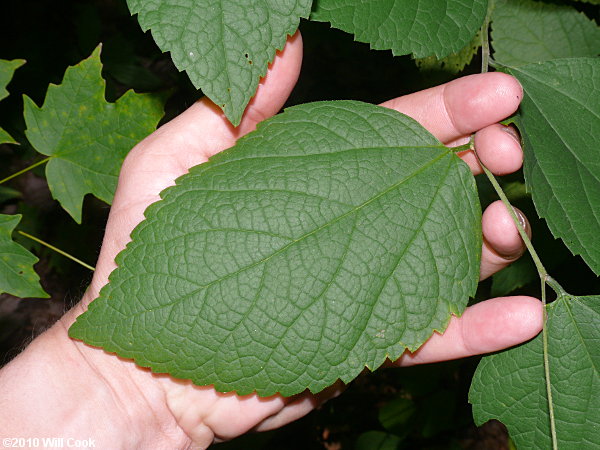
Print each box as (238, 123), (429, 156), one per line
(18, 230), (95, 272)
(545, 275), (567, 298)
(451, 142), (474, 153)
(0, 157), (50, 185)
(480, 0), (495, 73)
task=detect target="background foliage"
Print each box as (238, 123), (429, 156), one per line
(1, 0), (598, 448)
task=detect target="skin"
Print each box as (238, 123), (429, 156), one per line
(0, 32), (542, 449)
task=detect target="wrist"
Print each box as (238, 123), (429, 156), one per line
(0, 301), (191, 449)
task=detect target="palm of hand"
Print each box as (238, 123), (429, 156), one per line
(69, 33), (541, 446)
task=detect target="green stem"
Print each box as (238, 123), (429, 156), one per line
(477, 158), (559, 450)
(480, 162), (545, 276)
(451, 142), (474, 153)
(546, 275), (567, 298)
(0, 157), (51, 185)
(481, 0), (494, 73)
(18, 230), (95, 272)
(541, 279), (559, 450)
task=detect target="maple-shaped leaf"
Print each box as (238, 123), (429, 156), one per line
(127, 0), (312, 126)
(0, 214), (48, 299)
(0, 59), (25, 144)
(70, 101), (481, 397)
(23, 46), (165, 223)
(470, 294), (600, 449)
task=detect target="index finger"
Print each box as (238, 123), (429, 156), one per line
(380, 72), (523, 144)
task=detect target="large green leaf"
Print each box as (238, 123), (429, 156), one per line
(0, 59), (25, 144)
(24, 46), (165, 223)
(0, 214), (48, 299)
(126, 0), (311, 126)
(311, 0), (488, 58)
(491, 0), (600, 66)
(470, 294), (600, 449)
(507, 58), (600, 275)
(70, 101), (481, 397)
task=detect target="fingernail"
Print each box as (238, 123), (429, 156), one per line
(502, 125), (521, 144)
(513, 207), (530, 237)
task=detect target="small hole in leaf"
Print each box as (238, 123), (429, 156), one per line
(248, 60), (253, 65)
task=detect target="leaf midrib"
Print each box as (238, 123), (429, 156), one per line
(123, 148), (452, 314)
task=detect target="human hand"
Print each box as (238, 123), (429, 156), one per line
(0, 32), (541, 448)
